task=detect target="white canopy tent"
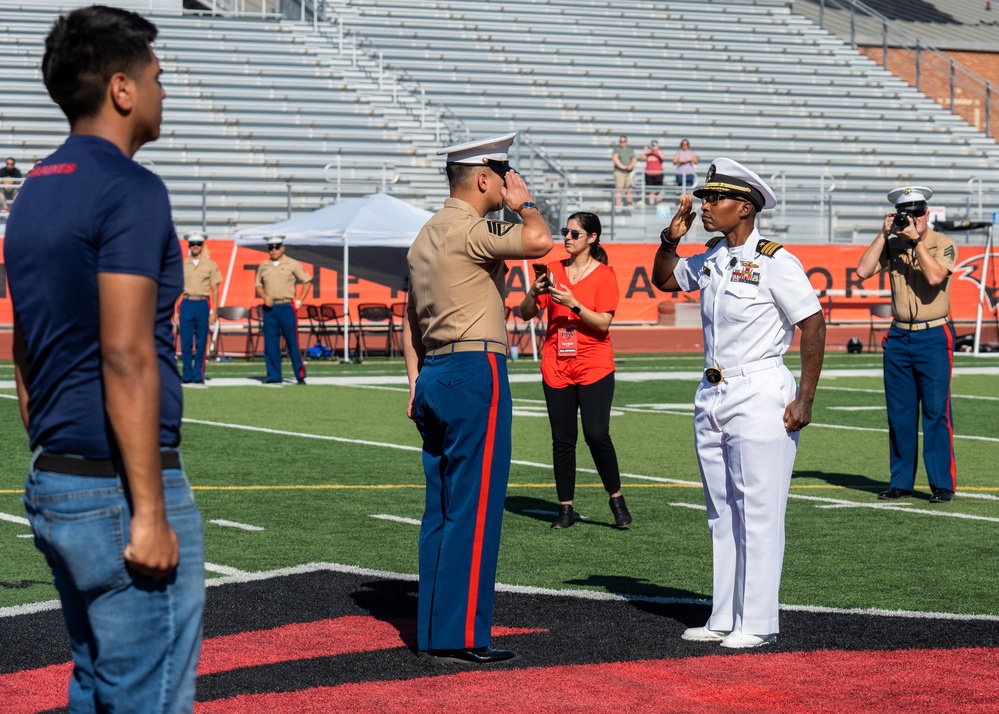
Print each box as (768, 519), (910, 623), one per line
(231, 193), (433, 362)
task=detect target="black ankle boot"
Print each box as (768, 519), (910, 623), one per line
(609, 495), (632, 529)
(551, 504), (575, 529)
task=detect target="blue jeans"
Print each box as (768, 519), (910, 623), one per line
(23, 452), (205, 713)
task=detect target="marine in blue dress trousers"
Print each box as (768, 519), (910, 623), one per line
(175, 230), (221, 383)
(254, 234), (312, 384)
(403, 133), (553, 664)
(856, 186), (958, 503)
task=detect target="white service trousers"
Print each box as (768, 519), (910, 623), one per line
(693, 365), (799, 635)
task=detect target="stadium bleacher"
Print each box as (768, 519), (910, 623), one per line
(2, 0), (998, 242)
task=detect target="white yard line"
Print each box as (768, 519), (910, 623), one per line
(0, 512), (30, 526)
(670, 502), (708, 511)
(184, 418), (998, 522)
(209, 519), (265, 532)
(369, 514), (421, 526)
(204, 562), (249, 577)
(5, 560), (998, 622)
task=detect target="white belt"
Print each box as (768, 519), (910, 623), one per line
(704, 356), (783, 384)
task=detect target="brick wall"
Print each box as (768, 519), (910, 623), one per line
(858, 46), (999, 140)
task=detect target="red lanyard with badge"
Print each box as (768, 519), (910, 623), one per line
(552, 265), (579, 357)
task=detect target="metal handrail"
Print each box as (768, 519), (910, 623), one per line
(313, 13), (471, 145)
(815, 0), (996, 136)
(323, 159), (400, 203)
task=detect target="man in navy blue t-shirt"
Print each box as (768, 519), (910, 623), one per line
(5, 6), (204, 711)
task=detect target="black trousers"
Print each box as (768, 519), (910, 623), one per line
(542, 371), (622, 503)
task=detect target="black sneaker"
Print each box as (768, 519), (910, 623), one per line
(877, 487), (913, 500)
(929, 488), (954, 503)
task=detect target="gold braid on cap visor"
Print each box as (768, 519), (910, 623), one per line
(700, 181), (752, 194)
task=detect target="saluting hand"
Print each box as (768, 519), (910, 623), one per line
(501, 170), (533, 213)
(665, 193), (696, 242)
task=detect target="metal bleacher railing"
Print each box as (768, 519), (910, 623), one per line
(807, 0), (998, 141)
(4, 1), (999, 244)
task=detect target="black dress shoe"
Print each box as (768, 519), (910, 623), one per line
(877, 487), (913, 500)
(609, 494), (632, 529)
(419, 646), (518, 664)
(296, 378), (307, 385)
(551, 504), (576, 529)
(929, 488), (954, 503)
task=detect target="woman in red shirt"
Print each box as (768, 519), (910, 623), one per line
(519, 212), (631, 530)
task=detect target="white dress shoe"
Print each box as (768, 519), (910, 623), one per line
(719, 633), (777, 649)
(681, 626), (730, 642)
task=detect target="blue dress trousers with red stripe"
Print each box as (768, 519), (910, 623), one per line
(178, 298), (209, 383)
(262, 303), (305, 382)
(411, 350), (511, 651)
(882, 322), (956, 492)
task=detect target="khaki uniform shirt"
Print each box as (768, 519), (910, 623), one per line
(255, 254), (311, 300)
(407, 198), (525, 348)
(183, 256), (222, 299)
(874, 229), (957, 322)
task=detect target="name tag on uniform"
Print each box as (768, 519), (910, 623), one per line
(557, 325), (578, 356)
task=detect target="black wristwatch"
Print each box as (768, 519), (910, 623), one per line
(571, 304), (582, 314)
(521, 201), (537, 211)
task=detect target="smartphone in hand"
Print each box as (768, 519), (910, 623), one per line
(532, 263), (550, 293)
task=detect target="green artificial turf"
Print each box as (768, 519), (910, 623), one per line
(1, 353), (996, 616)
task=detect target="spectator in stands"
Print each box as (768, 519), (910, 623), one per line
(651, 158), (825, 649)
(1, 157), (23, 210)
(4, 6), (205, 711)
(520, 211), (631, 530)
(673, 139), (699, 192)
(175, 230), (222, 384)
(255, 234), (311, 384)
(611, 135), (637, 210)
(641, 140), (667, 206)
(403, 132), (553, 664)
(855, 186), (957, 503)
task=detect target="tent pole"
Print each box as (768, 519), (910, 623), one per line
(973, 225), (993, 354)
(521, 259), (539, 360)
(342, 241), (351, 363)
(219, 239), (239, 308)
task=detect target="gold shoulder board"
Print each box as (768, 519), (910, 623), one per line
(705, 236), (724, 248)
(756, 239), (783, 257)
(486, 220), (514, 237)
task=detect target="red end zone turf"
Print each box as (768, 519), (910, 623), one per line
(193, 647), (999, 713)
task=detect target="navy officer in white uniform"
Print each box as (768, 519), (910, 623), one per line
(651, 158), (826, 649)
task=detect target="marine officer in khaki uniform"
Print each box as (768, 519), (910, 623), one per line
(856, 186), (958, 503)
(255, 234), (312, 384)
(652, 158), (826, 649)
(175, 230), (222, 383)
(403, 132), (553, 664)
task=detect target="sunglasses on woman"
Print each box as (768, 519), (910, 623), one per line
(559, 228), (587, 239)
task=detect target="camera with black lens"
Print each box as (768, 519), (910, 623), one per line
(890, 210), (914, 233)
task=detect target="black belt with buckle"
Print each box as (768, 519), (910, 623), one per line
(35, 449), (182, 478)
(183, 294), (207, 301)
(705, 368), (723, 384)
